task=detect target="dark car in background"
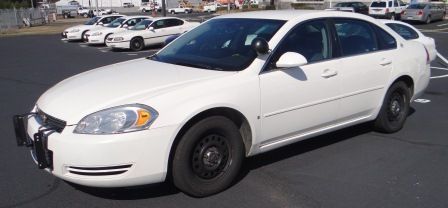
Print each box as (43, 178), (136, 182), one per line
(329, 2), (369, 15)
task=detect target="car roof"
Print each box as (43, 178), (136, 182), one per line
(123, 15), (152, 20)
(150, 17), (183, 21)
(215, 10), (377, 22)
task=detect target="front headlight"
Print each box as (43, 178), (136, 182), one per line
(70, 28), (80, 33)
(114, 37), (124, 41)
(73, 104), (158, 134)
(92, 31), (103, 36)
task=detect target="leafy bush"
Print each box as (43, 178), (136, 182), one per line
(0, 0), (30, 9)
(290, 3), (315, 10)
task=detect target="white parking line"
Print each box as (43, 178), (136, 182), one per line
(431, 66), (448, 71)
(430, 74), (448, 79)
(96, 47), (109, 50)
(79, 45), (87, 48)
(437, 52), (448, 65)
(127, 53), (139, 56)
(437, 23), (448, 27)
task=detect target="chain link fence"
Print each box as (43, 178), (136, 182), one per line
(0, 8), (55, 33)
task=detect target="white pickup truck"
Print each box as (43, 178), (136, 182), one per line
(168, 6), (193, 14)
(202, 3), (217, 12)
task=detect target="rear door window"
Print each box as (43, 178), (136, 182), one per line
(386, 23), (419, 40)
(333, 19), (378, 56)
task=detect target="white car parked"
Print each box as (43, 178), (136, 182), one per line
(106, 17), (199, 51)
(62, 15), (124, 41)
(168, 6), (193, 14)
(369, 0), (407, 20)
(84, 16), (150, 45)
(381, 19), (437, 62)
(15, 11), (430, 197)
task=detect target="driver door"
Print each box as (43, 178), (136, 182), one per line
(146, 19), (170, 45)
(259, 19), (342, 148)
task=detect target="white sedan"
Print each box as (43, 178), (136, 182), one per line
(106, 17), (200, 51)
(84, 16), (150, 45)
(381, 19), (437, 62)
(14, 11), (430, 197)
(62, 15), (124, 41)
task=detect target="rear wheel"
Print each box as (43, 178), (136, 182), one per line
(104, 34), (112, 45)
(426, 15), (431, 24)
(390, 13), (395, 20)
(142, 8), (146, 12)
(373, 81), (411, 133)
(83, 13), (88, 18)
(130, 37), (144, 51)
(171, 10), (175, 14)
(172, 116), (245, 197)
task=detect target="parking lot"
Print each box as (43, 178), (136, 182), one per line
(1, 18), (448, 208)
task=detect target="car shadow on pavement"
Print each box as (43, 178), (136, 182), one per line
(68, 108), (416, 199)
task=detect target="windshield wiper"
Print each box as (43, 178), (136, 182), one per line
(175, 62), (224, 71)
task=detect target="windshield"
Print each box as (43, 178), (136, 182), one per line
(407, 4), (427, 9)
(335, 2), (351, 7)
(107, 18), (125, 28)
(85, 17), (100, 25)
(371, 1), (386, 7)
(151, 18), (285, 71)
(130, 19), (153, 30)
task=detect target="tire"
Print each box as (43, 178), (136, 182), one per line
(390, 13), (395, 20)
(185, 10), (188, 14)
(83, 13), (88, 18)
(171, 10), (175, 14)
(130, 37), (144, 51)
(373, 81), (411, 133)
(81, 30), (88, 42)
(104, 33), (112, 45)
(426, 15), (431, 24)
(172, 116), (245, 197)
(142, 9), (146, 13)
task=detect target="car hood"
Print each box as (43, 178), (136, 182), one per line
(110, 29), (145, 39)
(37, 58), (233, 124)
(65, 24), (97, 32)
(86, 26), (120, 34)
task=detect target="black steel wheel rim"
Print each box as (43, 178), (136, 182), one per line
(132, 40), (141, 49)
(191, 134), (230, 180)
(387, 91), (405, 122)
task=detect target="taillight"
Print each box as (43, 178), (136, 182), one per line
(385, 8), (389, 13)
(402, 10), (406, 15)
(418, 10), (423, 15)
(424, 46), (430, 64)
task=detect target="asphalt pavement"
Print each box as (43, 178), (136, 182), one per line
(0, 19), (448, 208)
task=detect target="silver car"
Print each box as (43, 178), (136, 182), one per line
(401, 3), (446, 24)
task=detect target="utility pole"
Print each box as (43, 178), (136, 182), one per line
(30, 0), (34, 8)
(95, 0), (99, 15)
(162, 0), (166, 16)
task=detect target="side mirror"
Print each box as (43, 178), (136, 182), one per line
(97, 22), (103, 25)
(147, 26), (155, 31)
(251, 37), (269, 55)
(276, 52), (308, 68)
(122, 24), (128, 28)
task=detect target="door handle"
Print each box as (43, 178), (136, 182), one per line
(321, 69), (338, 78)
(380, 58), (392, 66)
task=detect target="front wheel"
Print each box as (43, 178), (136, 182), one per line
(172, 116), (245, 197)
(130, 37), (144, 51)
(373, 81), (411, 133)
(171, 10), (175, 14)
(142, 9), (146, 13)
(390, 13), (396, 20)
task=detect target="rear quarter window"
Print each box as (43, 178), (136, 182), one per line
(386, 23), (419, 40)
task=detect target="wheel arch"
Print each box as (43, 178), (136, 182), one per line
(166, 106), (253, 180)
(392, 75), (414, 97)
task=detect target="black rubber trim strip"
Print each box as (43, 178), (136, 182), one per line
(69, 170), (127, 176)
(69, 164), (132, 170)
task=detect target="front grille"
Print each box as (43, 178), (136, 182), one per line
(36, 109), (66, 133)
(67, 164), (132, 176)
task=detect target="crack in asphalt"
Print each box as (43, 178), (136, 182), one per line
(370, 133), (448, 148)
(0, 75), (51, 87)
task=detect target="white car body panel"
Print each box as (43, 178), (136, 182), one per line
(85, 16), (150, 45)
(27, 10), (429, 187)
(105, 18), (200, 49)
(380, 19), (437, 62)
(62, 15), (125, 40)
